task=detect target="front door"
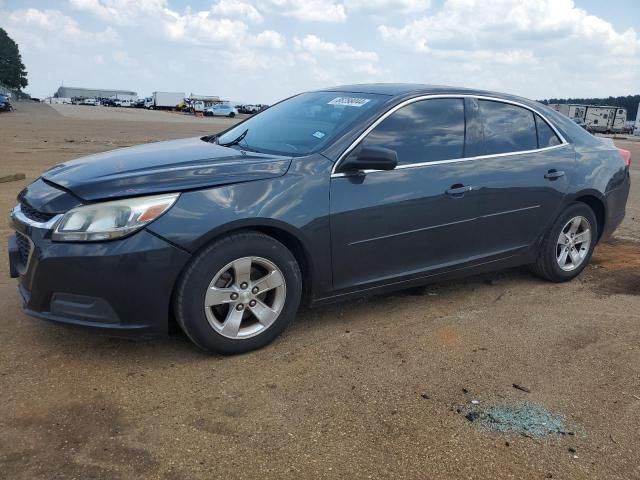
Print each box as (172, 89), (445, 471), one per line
(329, 98), (481, 291)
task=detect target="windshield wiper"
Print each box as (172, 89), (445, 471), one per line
(219, 129), (248, 148)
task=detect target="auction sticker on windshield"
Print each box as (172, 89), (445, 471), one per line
(328, 97), (371, 107)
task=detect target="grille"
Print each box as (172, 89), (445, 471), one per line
(15, 232), (32, 266)
(19, 202), (56, 223)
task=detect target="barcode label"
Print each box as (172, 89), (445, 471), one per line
(328, 97), (370, 107)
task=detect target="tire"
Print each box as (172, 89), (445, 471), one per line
(530, 202), (598, 282)
(229, 112), (235, 118)
(175, 231), (302, 354)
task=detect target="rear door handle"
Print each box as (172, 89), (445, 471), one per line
(544, 169), (565, 180)
(446, 184), (473, 197)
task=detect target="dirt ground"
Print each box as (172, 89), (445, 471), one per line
(1, 101), (639, 480)
(48, 103), (252, 125)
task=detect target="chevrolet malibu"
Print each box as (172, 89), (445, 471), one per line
(9, 85), (631, 354)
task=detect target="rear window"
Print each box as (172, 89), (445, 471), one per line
(535, 115), (561, 148)
(479, 100), (537, 155)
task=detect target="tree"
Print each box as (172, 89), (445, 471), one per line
(0, 28), (28, 90)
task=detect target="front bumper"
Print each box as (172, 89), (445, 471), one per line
(8, 215), (191, 337)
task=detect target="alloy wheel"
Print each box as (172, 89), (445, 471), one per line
(204, 256), (287, 339)
(556, 216), (592, 272)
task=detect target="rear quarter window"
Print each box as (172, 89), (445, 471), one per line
(535, 115), (562, 148)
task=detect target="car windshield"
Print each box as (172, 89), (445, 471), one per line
(216, 91), (385, 156)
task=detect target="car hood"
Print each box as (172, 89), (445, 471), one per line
(42, 136), (292, 201)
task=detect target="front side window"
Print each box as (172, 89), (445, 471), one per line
(355, 98), (465, 166)
(217, 91), (384, 156)
(479, 100), (537, 155)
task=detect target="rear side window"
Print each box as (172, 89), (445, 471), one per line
(535, 115), (561, 148)
(479, 100), (537, 155)
(358, 98), (465, 165)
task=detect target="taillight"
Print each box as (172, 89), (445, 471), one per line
(618, 148), (631, 168)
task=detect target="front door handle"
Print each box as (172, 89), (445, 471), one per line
(446, 184), (473, 197)
(544, 169), (565, 180)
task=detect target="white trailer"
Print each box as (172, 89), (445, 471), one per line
(189, 94), (220, 102)
(548, 103), (587, 121)
(610, 107), (627, 133)
(147, 91), (185, 110)
(584, 105), (627, 133)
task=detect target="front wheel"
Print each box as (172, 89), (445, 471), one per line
(530, 203), (597, 282)
(174, 231), (302, 354)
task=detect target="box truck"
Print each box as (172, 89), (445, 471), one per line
(145, 92), (185, 110)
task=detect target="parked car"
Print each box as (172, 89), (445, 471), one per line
(238, 104), (268, 114)
(205, 104), (237, 117)
(8, 85), (631, 354)
(79, 98), (97, 106)
(0, 94), (12, 112)
(237, 104), (256, 114)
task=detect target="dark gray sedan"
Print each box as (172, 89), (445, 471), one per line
(9, 84), (631, 354)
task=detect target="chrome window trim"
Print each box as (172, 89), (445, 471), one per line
(330, 94), (569, 177)
(10, 204), (63, 230)
(331, 143), (569, 178)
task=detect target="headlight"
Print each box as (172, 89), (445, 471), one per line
(52, 193), (179, 242)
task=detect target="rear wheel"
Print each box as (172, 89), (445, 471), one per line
(175, 231), (302, 354)
(531, 203), (597, 282)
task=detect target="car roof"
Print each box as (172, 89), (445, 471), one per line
(321, 83), (470, 96)
(320, 83), (539, 106)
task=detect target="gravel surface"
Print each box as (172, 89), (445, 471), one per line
(1, 102), (639, 480)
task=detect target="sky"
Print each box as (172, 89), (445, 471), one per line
(1, 0), (639, 104)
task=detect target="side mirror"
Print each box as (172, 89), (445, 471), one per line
(338, 146), (398, 173)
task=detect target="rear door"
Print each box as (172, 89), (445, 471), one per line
(469, 98), (574, 256)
